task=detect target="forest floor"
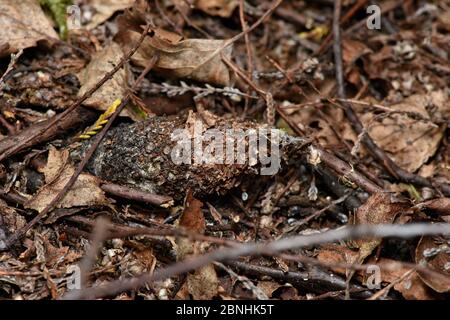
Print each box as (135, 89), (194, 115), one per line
(0, 0), (449, 300)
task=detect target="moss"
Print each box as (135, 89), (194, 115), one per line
(39, 0), (73, 39)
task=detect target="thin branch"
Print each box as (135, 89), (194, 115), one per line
(78, 217), (110, 287)
(63, 222), (450, 299)
(100, 182), (173, 207)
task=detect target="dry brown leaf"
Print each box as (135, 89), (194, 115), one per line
(317, 245), (437, 299)
(374, 258), (437, 300)
(25, 146), (108, 213)
(351, 193), (408, 263)
(256, 281), (283, 298)
(360, 91), (449, 172)
(177, 191), (219, 300)
(0, 199), (26, 235)
(76, 42), (146, 120)
(43, 238), (81, 268)
(342, 39), (372, 65)
(195, 0), (238, 18)
(85, 0), (134, 30)
(131, 34), (232, 86)
(115, 8), (232, 86)
(316, 244), (360, 275)
(415, 236), (450, 293)
(133, 248), (156, 272)
(0, 0), (58, 57)
(437, 8), (450, 31)
(416, 198), (450, 216)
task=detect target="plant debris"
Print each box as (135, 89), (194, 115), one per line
(0, 0), (449, 301)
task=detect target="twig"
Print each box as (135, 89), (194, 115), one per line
(239, 0), (254, 80)
(0, 49), (23, 88)
(215, 262), (269, 300)
(65, 215), (234, 247)
(316, 0), (369, 55)
(289, 194), (348, 230)
(222, 56), (275, 125)
(100, 182), (173, 207)
(226, 0), (283, 47)
(226, 261), (375, 299)
(367, 268), (415, 300)
(78, 216), (110, 287)
(335, 98), (443, 125)
(146, 81), (256, 100)
(0, 107), (97, 156)
(63, 222), (450, 299)
(275, 106), (382, 193)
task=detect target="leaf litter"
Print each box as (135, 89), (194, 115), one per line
(0, 0), (449, 301)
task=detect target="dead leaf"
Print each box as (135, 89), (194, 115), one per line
(416, 198), (450, 216)
(25, 146), (108, 213)
(178, 190), (206, 235)
(317, 245), (437, 300)
(257, 281), (282, 298)
(76, 42), (146, 120)
(437, 8), (450, 31)
(43, 237), (81, 268)
(0, 199), (27, 235)
(177, 190), (219, 300)
(85, 0), (134, 30)
(0, 0), (58, 57)
(115, 8), (232, 86)
(374, 258), (437, 300)
(316, 244), (360, 275)
(415, 236), (450, 293)
(195, 0), (238, 18)
(133, 248), (156, 273)
(351, 192), (408, 263)
(360, 91), (448, 172)
(343, 39), (371, 65)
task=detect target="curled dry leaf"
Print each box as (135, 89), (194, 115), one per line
(115, 7), (232, 86)
(371, 257), (438, 300)
(316, 243), (359, 275)
(76, 42), (145, 120)
(0, 199), (26, 236)
(195, 0), (238, 18)
(415, 198), (450, 216)
(415, 236), (450, 293)
(342, 39), (372, 65)
(0, 0), (58, 57)
(177, 191), (219, 300)
(351, 192), (408, 263)
(317, 245), (437, 300)
(85, 0), (135, 30)
(342, 39), (372, 86)
(360, 91), (449, 172)
(256, 281), (283, 299)
(25, 146), (108, 213)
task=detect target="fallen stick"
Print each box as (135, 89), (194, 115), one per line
(63, 222), (450, 299)
(0, 107), (96, 156)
